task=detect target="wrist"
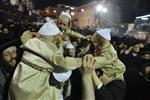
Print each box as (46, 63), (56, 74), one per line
(82, 73), (92, 79)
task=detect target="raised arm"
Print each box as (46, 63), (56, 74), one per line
(53, 49), (82, 70)
(81, 54), (95, 100)
(65, 29), (86, 39)
(94, 44), (118, 69)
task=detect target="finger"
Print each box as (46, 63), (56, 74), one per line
(86, 55), (89, 62)
(87, 36), (90, 41)
(89, 54), (93, 65)
(93, 59), (96, 69)
(86, 54), (92, 66)
(83, 56), (86, 68)
(89, 55), (94, 68)
(86, 55), (89, 67)
(84, 55), (88, 68)
(89, 56), (94, 69)
(86, 55), (90, 67)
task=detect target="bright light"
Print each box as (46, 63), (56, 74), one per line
(81, 9), (85, 12)
(70, 7), (75, 10)
(71, 12), (75, 16)
(96, 5), (103, 12)
(53, 10), (57, 13)
(141, 17), (148, 20)
(65, 5), (70, 8)
(136, 14), (150, 19)
(96, 5), (108, 13)
(102, 8), (107, 13)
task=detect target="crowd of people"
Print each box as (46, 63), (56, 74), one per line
(0, 2), (150, 100)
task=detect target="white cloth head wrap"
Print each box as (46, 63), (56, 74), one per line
(60, 10), (71, 19)
(38, 19), (60, 36)
(52, 71), (72, 82)
(45, 17), (52, 22)
(65, 42), (74, 49)
(96, 28), (111, 41)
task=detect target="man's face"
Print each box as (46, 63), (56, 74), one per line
(2, 46), (17, 67)
(68, 48), (75, 57)
(3, 28), (9, 34)
(91, 33), (101, 49)
(144, 66), (150, 76)
(72, 42), (78, 48)
(0, 24), (3, 29)
(132, 44), (140, 53)
(143, 66), (150, 81)
(57, 15), (70, 32)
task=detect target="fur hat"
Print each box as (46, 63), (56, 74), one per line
(96, 28), (111, 41)
(0, 36), (21, 52)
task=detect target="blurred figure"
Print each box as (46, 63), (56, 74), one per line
(51, 43), (76, 100)
(71, 28), (126, 100)
(0, 29), (2, 34)
(3, 28), (9, 34)
(8, 21), (83, 100)
(64, 43), (75, 57)
(89, 28), (126, 100)
(124, 61), (150, 100)
(0, 37), (22, 100)
(72, 42), (78, 48)
(0, 24), (3, 30)
(139, 62), (150, 82)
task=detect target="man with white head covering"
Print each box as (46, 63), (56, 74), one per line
(96, 28), (111, 41)
(51, 42), (75, 99)
(64, 42), (75, 57)
(81, 28), (126, 100)
(8, 20), (83, 100)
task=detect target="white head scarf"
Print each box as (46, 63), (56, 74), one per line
(96, 28), (111, 41)
(38, 19), (60, 36)
(45, 17), (52, 22)
(60, 10), (71, 19)
(65, 42), (75, 49)
(52, 71), (72, 82)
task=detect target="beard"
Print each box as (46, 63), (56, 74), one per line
(3, 59), (16, 73)
(9, 59), (16, 67)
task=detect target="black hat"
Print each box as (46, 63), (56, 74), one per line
(137, 61), (150, 72)
(0, 36), (22, 53)
(140, 44), (150, 54)
(122, 36), (144, 46)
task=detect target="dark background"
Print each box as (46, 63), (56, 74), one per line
(32, 0), (150, 23)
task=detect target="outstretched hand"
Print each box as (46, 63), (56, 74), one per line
(85, 35), (92, 41)
(81, 54), (96, 75)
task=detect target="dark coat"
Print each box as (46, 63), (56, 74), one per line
(0, 64), (12, 100)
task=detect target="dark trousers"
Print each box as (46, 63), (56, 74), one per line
(95, 80), (126, 100)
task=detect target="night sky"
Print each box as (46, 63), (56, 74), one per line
(32, 0), (91, 8)
(32, 0), (150, 23)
